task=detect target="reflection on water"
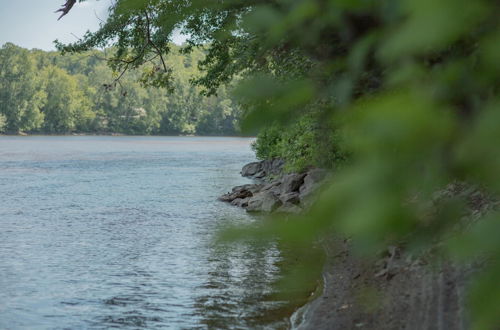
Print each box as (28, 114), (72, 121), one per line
(195, 240), (288, 329)
(0, 136), (290, 329)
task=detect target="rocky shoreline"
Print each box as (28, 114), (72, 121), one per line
(220, 161), (488, 329)
(218, 159), (327, 213)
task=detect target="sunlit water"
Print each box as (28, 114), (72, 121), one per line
(0, 136), (290, 329)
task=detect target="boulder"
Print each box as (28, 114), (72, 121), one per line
(299, 168), (328, 205)
(262, 180), (280, 190)
(262, 158), (284, 177)
(231, 197), (251, 207)
(261, 181), (282, 195)
(280, 192), (300, 205)
(246, 191), (283, 212)
(303, 168), (327, 185)
(280, 173), (307, 194)
(232, 184), (263, 194)
(260, 159), (273, 175)
(220, 184), (262, 202)
(254, 171), (266, 179)
(272, 158), (285, 172)
(241, 159), (284, 179)
(241, 162), (262, 177)
(219, 189), (252, 202)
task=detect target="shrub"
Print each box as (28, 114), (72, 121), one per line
(252, 112), (347, 172)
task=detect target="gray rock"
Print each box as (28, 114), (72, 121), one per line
(232, 184), (263, 194)
(219, 185), (256, 202)
(261, 159), (275, 176)
(299, 169), (327, 197)
(241, 162), (262, 177)
(299, 181), (318, 199)
(231, 198), (242, 206)
(246, 191), (282, 212)
(304, 168), (327, 186)
(241, 159), (284, 179)
(262, 180), (280, 190)
(261, 181), (282, 195)
(281, 173), (307, 194)
(297, 168), (329, 208)
(254, 171), (266, 179)
(231, 197), (251, 207)
(272, 158), (285, 170)
(264, 158), (284, 177)
(280, 192), (300, 205)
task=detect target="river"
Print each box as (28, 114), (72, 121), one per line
(0, 136), (291, 329)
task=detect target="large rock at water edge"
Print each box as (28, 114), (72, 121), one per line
(261, 159), (284, 177)
(232, 184), (263, 194)
(219, 184), (262, 202)
(241, 159), (284, 179)
(261, 181), (282, 195)
(280, 173), (307, 194)
(246, 191), (283, 212)
(280, 192), (300, 205)
(241, 162), (262, 177)
(299, 168), (328, 204)
(231, 197), (251, 208)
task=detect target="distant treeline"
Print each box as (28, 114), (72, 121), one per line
(0, 43), (242, 135)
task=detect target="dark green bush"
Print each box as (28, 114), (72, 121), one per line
(251, 123), (282, 161)
(252, 112), (347, 172)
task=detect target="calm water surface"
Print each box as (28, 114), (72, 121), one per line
(0, 136), (289, 329)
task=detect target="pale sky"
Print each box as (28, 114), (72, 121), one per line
(0, 0), (186, 51)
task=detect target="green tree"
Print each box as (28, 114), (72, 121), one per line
(0, 43), (46, 133)
(197, 91), (241, 135)
(0, 40), (241, 135)
(0, 113), (6, 133)
(41, 66), (93, 133)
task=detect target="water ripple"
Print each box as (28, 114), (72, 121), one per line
(0, 136), (288, 329)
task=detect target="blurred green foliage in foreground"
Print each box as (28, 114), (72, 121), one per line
(58, 0), (498, 327)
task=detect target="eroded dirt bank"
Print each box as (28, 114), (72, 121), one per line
(292, 239), (473, 330)
(293, 182), (495, 330)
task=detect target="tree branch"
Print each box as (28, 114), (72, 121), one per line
(144, 10), (168, 72)
(55, 0), (77, 20)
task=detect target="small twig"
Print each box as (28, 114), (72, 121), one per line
(114, 63), (129, 84)
(144, 10), (168, 72)
(70, 33), (81, 41)
(146, 54), (160, 64)
(94, 9), (105, 24)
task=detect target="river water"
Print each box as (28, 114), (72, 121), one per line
(0, 136), (291, 329)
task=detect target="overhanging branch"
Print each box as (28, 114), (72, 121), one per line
(55, 0), (77, 20)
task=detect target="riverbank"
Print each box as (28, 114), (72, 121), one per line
(292, 182), (497, 329)
(292, 239), (473, 329)
(221, 161), (493, 329)
(218, 159), (327, 214)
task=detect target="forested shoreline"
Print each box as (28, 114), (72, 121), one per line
(0, 43), (242, 136)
